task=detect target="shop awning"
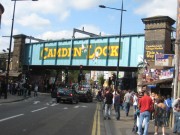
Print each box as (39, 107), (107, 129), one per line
(140, 78), (173, 86)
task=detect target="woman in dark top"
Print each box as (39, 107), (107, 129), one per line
(154, 97), (167, 135)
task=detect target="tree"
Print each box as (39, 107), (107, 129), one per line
(97, 74), (105, 87)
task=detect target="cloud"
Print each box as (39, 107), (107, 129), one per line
(70, 0), (101, 10)
(134, 0), (177, 19)
(16, 13), (51, 30)
(38, 24), (106, 40)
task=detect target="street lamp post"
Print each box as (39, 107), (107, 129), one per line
(4, 0), (38, 99)
(0, 3), (5, 29)
(99, 0), (126, 90)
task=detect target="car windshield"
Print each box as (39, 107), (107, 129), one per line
(58, 88), (72, 94)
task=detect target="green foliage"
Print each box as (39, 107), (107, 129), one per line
(97, 74), (105, 87)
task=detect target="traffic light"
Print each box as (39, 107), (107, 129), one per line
(25, 72), (30, 82)
(78, 74), (81, 84)
(80, 65), (83, 74)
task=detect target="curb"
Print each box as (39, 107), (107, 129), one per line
(0, 92), (50, 104)
(0, 97), (26, 104)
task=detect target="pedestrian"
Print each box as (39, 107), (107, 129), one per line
(102, 87), (107, 111)
(104, 88), (113, 120)
(172, 97), (180, 134)
(114, 90), (121, 120)
(34, 83), (38, 97)
(154, 97), (167, 135)
(164, 95), (172, 126)
(133, 92), (138, 114)
(123, 89), (132, 116)
(137, 88), (153, 135)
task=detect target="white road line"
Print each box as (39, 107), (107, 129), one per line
(31, 107), (47, 112)
(81, 106), (87, 108)
(50, 103), (58, 106)
(33, 101), (40, 104)
(74, 106), (79, 109)
(0, 114), (24, 122)
(63, 107), (68, 109)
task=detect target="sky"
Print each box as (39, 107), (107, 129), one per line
(0, 0), (177, 53)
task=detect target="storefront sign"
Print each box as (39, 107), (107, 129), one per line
(155, 54), (174, 67)
(145, 44), (163, 61)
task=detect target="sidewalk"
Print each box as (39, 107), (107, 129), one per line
(0, 94), (25, 104)
(102, 105), (173, 135)
(0, 92), (50, 104)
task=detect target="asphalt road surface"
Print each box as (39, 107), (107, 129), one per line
(0, 95), (104, 135)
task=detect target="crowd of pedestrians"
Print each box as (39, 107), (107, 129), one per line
(97, 86), (180, 135)
(0, 78), (39, 99)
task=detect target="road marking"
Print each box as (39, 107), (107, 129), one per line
(33, 101), (40, 104)
(91, 103), (101, 135)
(50, 103), (58, 106)
(0, 114), (24, 122)
(97, 103), (100, 135)
(91, 104), (98, 135)
(74, 105), (79, 108)
(31, 107), (47, 112)
(81, 105), (87, 108)
(63, 107), (68, 110)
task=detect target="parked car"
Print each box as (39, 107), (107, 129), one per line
(56, 87), (79, 104)
(78, 90), (93, 102)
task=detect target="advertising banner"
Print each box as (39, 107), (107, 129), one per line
(155, 54), (174, 67)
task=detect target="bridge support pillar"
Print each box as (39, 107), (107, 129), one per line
(12, 34), (26, 72)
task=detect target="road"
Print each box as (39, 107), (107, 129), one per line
(0, 95), (104, 135)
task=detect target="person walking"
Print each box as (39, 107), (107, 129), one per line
(123, 89), (132, 116)
(172, 98), (180, 134)
(154, 97), (167, 135)
(137, 89), (153, 135)
(114, 90), (121, 120)
(164, 95), (172, 126)
(34, 83), (38, 97)
(104, 88), (113, 120)
(133, 92), (138, 114)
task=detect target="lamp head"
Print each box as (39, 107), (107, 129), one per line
(99, 5), (106, 8)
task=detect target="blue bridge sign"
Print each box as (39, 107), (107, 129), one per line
(24, 34), (145, 69)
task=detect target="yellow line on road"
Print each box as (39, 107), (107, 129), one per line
(91, 104), (97, 135)
(97, 103), (100, 135)
(91, 103), (101, 135)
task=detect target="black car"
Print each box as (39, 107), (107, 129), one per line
(78, 90), (93, 102)
(56, 88), (79, 104)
